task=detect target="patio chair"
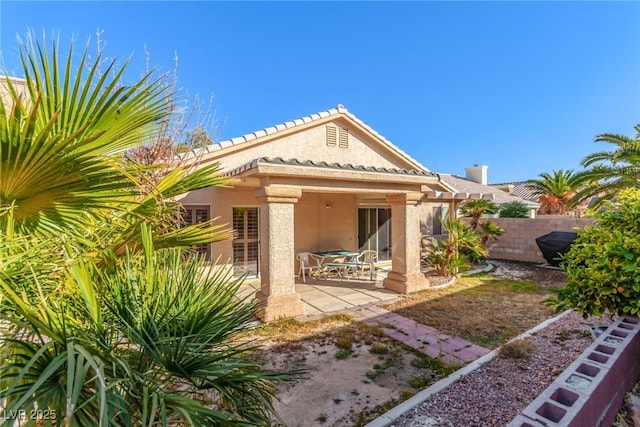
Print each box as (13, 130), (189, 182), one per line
(357, 250), (378, 280)
(296, 252), (322, 283)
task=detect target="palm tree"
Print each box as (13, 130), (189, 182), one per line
(458, 199), (499, 229)
(526, 170), (577, 215)
(498, 201), (529, 218)
(572, 126), (640, 208)
(0, 34), (229, 250)
(0, 32), (290, 425)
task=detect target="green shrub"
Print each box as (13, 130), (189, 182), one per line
(547, 189), (640, 317)
(499, 201), (530, 218)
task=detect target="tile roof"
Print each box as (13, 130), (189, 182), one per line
(223, 157), (438, 178)
(440, 174), (540, 208)
(194, 104), (428, 172)
(490, 181), (539, 202)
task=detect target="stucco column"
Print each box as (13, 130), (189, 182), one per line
(254, 186), (305, 321)
(383, 192), (431, 293)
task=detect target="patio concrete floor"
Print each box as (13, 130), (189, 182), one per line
(237, 266), (400, 317)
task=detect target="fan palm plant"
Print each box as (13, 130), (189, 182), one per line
(0, 33), (230, 251)
(477, 221), (504, 248)
(458, 199), (498, 230)
(526, 170), (577, 215)
(571, 126), (640, 209)
(424, 218), (486, 276)
(0, 32), (291, 425)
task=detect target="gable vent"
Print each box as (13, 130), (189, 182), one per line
(326, 126), (337, 147)
(339, 128), (349, 148)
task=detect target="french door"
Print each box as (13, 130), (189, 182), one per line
(358, 208), (392, 261)
(232, 207), (259, 277)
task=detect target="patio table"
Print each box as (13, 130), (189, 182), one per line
(313, 250), (360, 259)
(313, 250), (360, 279)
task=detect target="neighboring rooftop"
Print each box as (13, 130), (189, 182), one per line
(439, 174), (540, 208)
(491, 181), (539, 202)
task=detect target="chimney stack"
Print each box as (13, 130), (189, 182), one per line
(465, 164), (488, 185)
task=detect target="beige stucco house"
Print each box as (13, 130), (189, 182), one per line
(178, 105), (495, 320)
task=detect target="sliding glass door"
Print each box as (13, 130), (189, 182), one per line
(358, 208), (392, 261)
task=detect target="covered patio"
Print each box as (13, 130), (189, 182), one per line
(222, 157), (453, 320)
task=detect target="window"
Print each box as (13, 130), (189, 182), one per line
(181, 205), (211, 259)
(432, 205), (449, 236)
(232, 208), (259, 277)
(358, 208), (392, 261)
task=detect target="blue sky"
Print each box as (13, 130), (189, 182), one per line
(1, 1), (639, 183)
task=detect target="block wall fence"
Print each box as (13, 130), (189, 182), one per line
(469, 217), (595, 264)
(509, 315), (640, 426)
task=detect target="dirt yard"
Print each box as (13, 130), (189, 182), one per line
(248, 260), (570, 427)
(251, 317), (455, 427)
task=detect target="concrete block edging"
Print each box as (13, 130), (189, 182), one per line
(509, 315), (640, 427)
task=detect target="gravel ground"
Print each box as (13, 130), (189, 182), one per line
(391, 311), (612, 427)
(390, 260), (611, 427)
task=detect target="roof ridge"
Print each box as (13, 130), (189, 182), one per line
(491, 181), (529, 186)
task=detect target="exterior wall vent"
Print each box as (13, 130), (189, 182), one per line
(339, 127), (349, 148)
(326, 126), (337, 147)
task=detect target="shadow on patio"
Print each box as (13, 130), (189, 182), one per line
(237, 266), (401, 318)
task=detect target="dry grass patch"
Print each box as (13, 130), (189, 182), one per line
(386, 276), (556, 348)
(499, 338), (537, 360)
(248, 313), (355, 341)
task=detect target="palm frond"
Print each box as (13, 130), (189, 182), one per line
(1, 32), (170, 236)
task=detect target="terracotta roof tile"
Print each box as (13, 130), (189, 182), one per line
(223, 157), (438, 178)
(491, 181), (539, 202)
